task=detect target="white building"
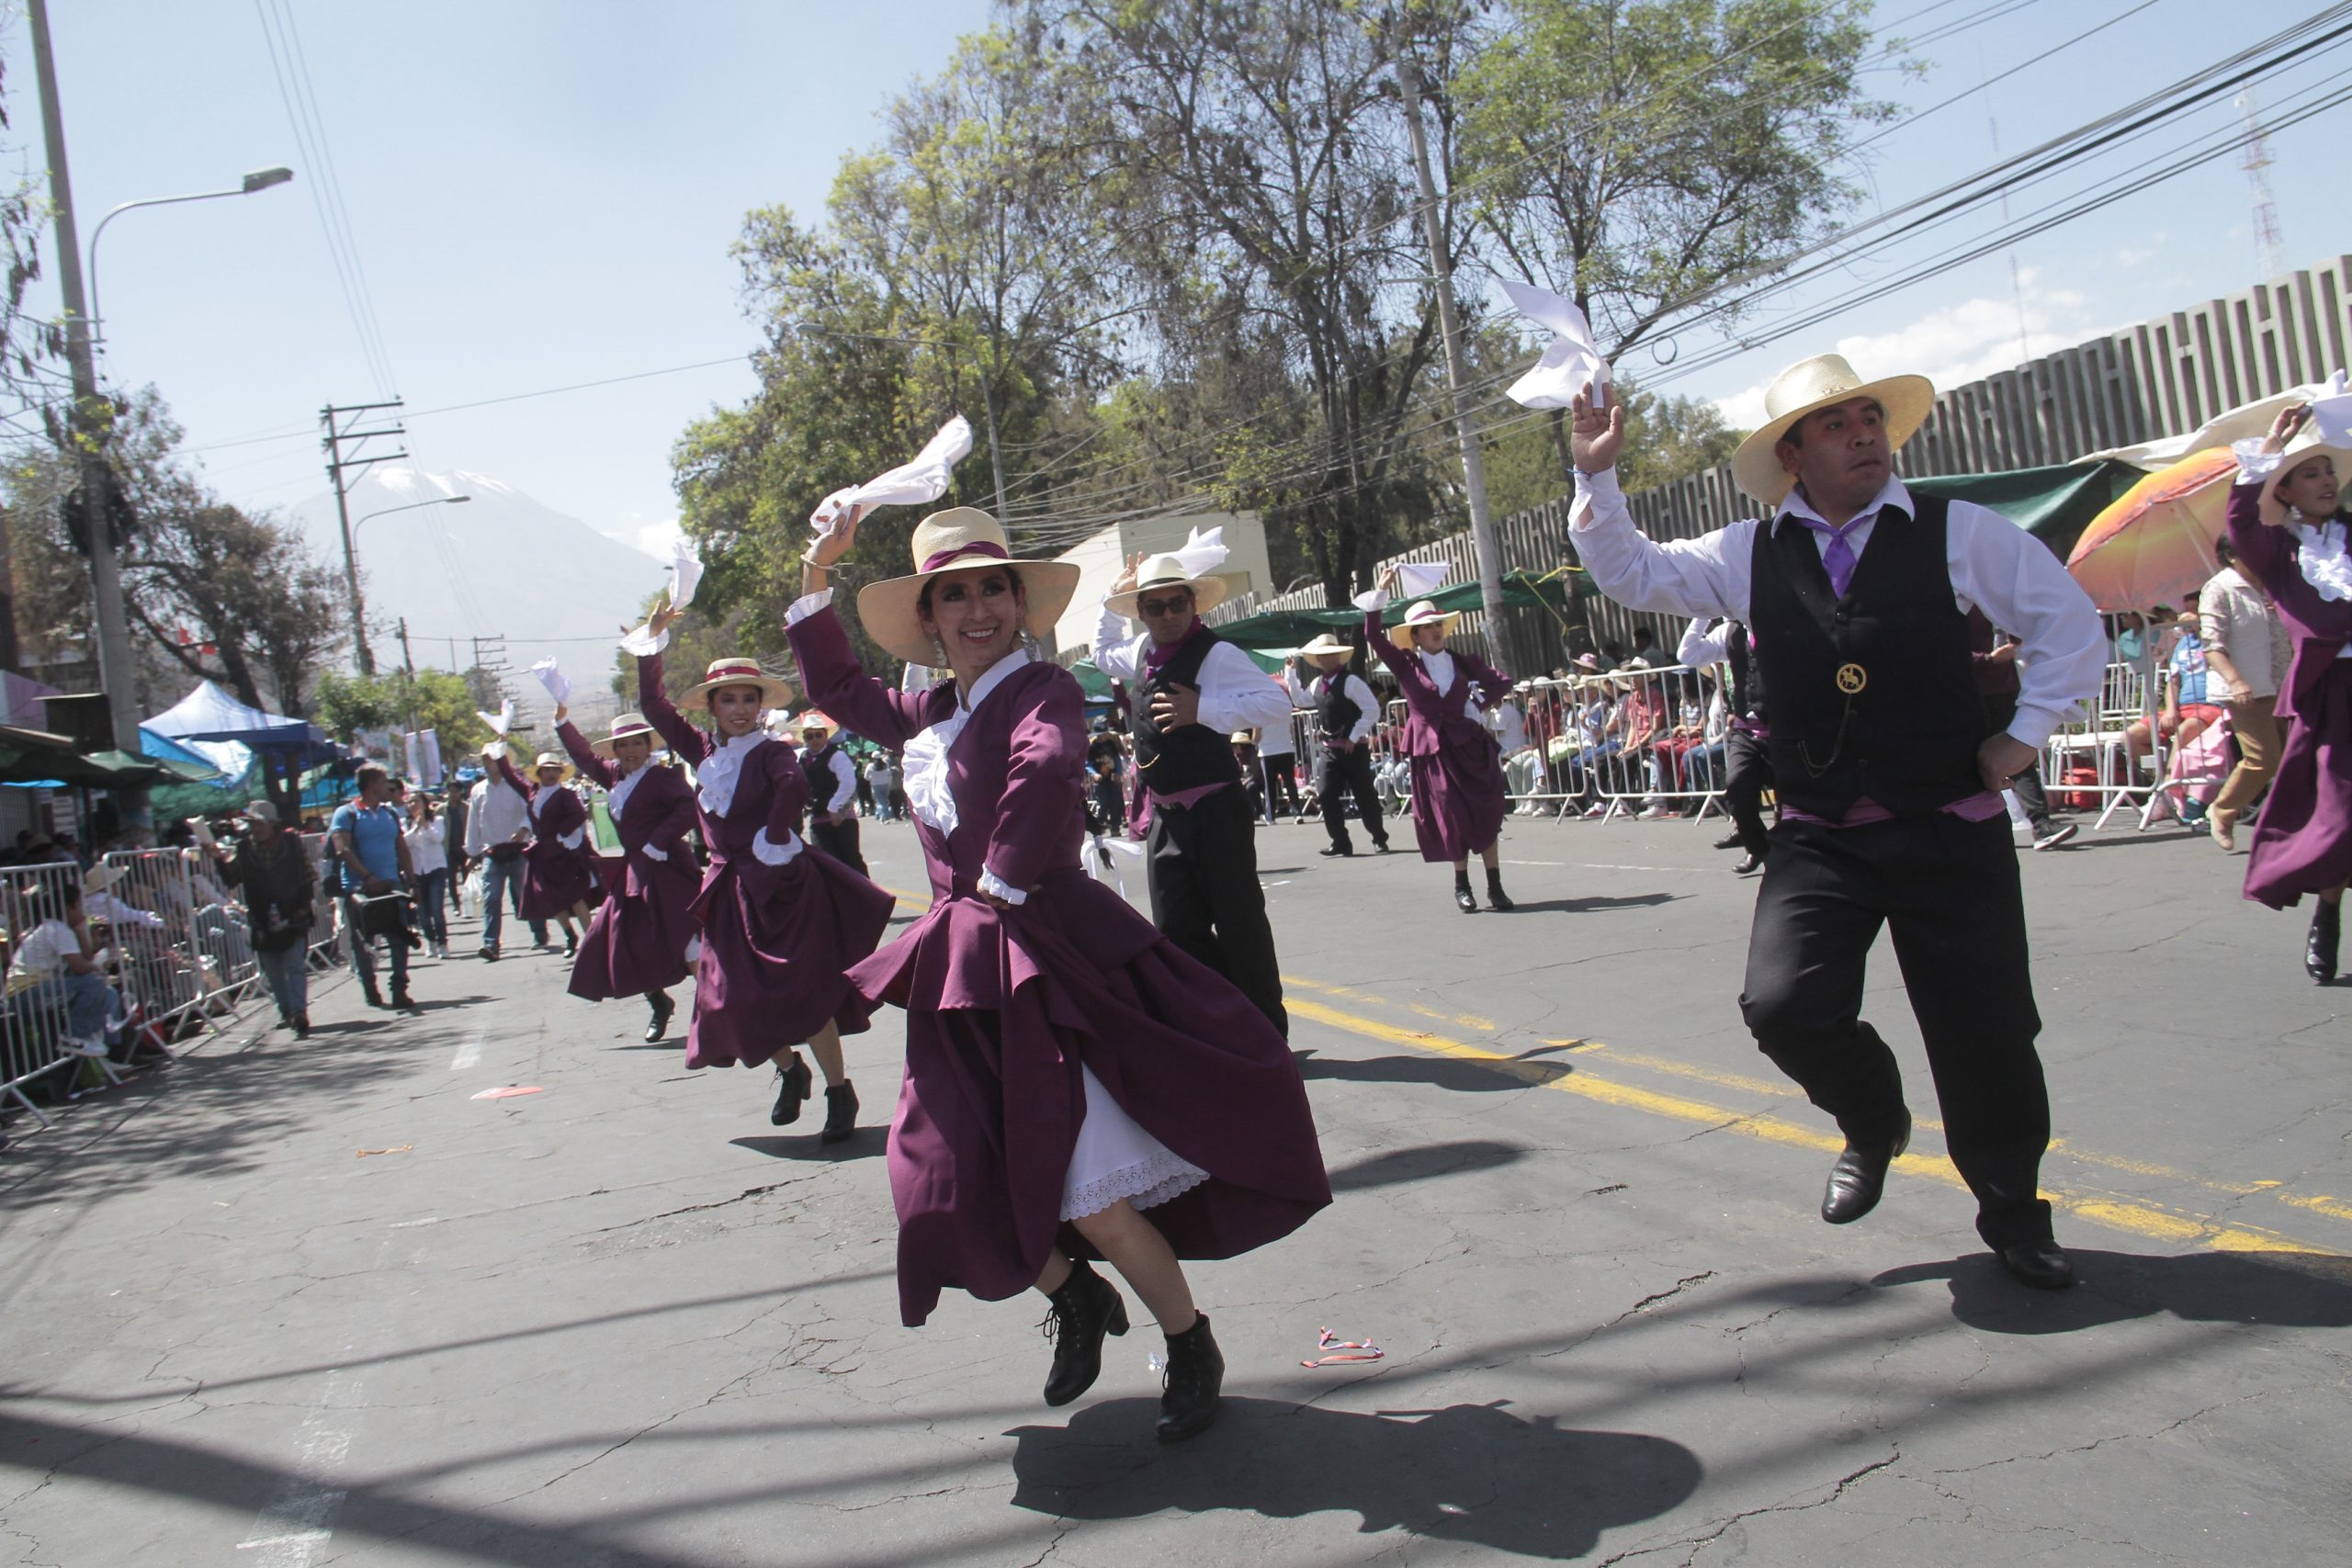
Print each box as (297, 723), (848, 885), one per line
(1050, 512), (1275, 659)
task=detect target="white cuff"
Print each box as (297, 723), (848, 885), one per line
(750, 827), (804, 866)
(785, 588), (835, 626)
(639, 841), (670, 862)
(2233, 438), (2283, 481)
(1568, 465), (1625, 530)
(618, 621), (672, 656)
(558, 829), (586, 851)
(1352, 587), (1388, 612)
(978, 866), (1028, 906)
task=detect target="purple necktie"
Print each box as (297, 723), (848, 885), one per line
(1796, 515), (1869, 598)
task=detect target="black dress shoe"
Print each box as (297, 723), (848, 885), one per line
(2307, 901), (2340, 984)
(1996, 1241), (2075, 1291)
(1712, 832), (1743, 851)
(1040, 1261), (1128, 1407)
(1820, 1111), (1911, 1224)
(644, 991), (674, 1043)
(1453, 874), (1476, 914)
(1484, 870), (1514, 911)
(1733, 853), (1763, 875)
(770, 1052), (813, 1125)
(820, 1081), (859, 1144)
(1157, 1312), (1225, 1442)
(1373, 840), (1394, 853)
(1318, 844), (1353, 858)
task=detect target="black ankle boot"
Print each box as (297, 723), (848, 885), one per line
(644, 991), (674, 1043)
(1156, 1312), (1225, 1442)
(769, 1053), (813, 1125)
(360, 976), (383, 1009)
(2308, 901), (2341, 984)
(820, 1081), (859, 1145)
(1040, 1261), (1128, 1407)
(1485, 868), (1514, 911)
(1453, 871), (1476, 913)
(563, 931), (579, 958)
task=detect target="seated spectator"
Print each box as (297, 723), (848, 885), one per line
(5, 881), (120, 1057)
(2126, 612), (2227, 794)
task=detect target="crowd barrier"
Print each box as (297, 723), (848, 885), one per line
(0, 859), (133, 1125)
(1495, 664), (1730, 822)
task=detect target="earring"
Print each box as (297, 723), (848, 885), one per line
(933, 637), (948, 666)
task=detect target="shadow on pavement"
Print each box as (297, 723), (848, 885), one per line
(729, 1134), (886, 1163)
(1873, 1248), (2352, 1334)
(1295, 1048), (1570, 1092)
(1498, 894), (1681, 915)
(1329, 1139), (1527, 1192)
(1008, 1397), (1701, 1559)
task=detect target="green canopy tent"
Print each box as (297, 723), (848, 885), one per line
(1910, 459), (2138, 560)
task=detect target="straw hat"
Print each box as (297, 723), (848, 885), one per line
(1297, 633), (1354, 667)
(678, 657), (796, 711)
(1729, 354), (1937, 506)
(1102, 552), (1234, 618)
(592, 713), (657, 758)
(797, 711), (835, 738)
(1227, 730), (1255, 746)
(2256, 428), (2352, 526)
(855, 507), (1080, 666)
(81, 863), (124, 896)
(529, 751), (573, 780)
(1388, 598), (1462, 649)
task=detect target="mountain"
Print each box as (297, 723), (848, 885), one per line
(286, 467), (668, 728)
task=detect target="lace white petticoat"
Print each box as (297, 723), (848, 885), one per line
(1059, 1065), (1209, 1221)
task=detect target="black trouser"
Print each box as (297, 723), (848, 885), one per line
(1261, 752), (1303, 819)
(1723, 728), (1772, 859)
(1146, 784), (1287, 1037)
(1319, 744), (1388, 852)
(1737, 811), (2053, 1248)
(809, 815), (866, 876)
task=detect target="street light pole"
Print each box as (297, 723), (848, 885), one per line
(27, 0), (144, 817)
(345, 493), (470, 681)
(87, 167), (293, 348)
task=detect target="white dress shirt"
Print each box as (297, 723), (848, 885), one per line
(806, 745), (859, 815)
(1570, 466), (2106, 751)
(1282, 667), (1381, 742)
(1678, 615), (1729, 670)
(1092, 603), (1295, 738)
(464, 775), (530, 856)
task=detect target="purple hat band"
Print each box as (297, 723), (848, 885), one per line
(919, 539), (1010, 573)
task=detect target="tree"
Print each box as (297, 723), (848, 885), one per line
(313, 668), (490, 756)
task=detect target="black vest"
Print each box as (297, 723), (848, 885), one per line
(1132, 629), (1243, 795)
(800, 740), (843, 811)
(1724, 620), (1767, 723)
(1315, 671), (1363, 742)
(1748, 493), (1987, 818)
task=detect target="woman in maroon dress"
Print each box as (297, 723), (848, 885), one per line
(489, 747), (601, 956)
(553, 705), (700, 1042)
(789, 504), (1329, 1445)
(632, 626), (896, 1139)
(2229, 403), (2352, 982)
(1359, 570), (1517, 913)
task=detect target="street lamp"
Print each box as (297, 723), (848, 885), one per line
(88, 165), (295, 346)
(344, 494), (470, 675)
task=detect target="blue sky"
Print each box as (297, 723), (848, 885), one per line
(12, 0), (2349, 579)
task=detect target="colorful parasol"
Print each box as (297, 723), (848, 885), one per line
(2064, 448), (2239, 613)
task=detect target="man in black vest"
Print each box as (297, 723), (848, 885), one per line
(1679, 616), (1770, 874)
(1566, 355), (2107, 1291)
(1095, 549), (1295, 1035)
(797, 714), (866, 875)
(1289, 633), (1392, 857)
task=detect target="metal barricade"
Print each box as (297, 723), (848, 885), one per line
(1, 859), (130, 1128)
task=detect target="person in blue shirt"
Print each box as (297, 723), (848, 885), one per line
(328, 764), (417, 1010)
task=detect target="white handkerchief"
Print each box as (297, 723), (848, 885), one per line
(810, 415), (976, 539)
(2233, 437), (2285, 481)
(2307, 368), (2352, 447)
(1167, 524), (1230, 580)
(1498, 278), (1611, 411)
(667, 541), (705, 611)
(475, 699), (514, 738)
(1393, 561), (1449, 599)
(618, 619), (672, 656)
(530, 659), (571, 705)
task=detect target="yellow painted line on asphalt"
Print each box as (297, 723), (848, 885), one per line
(2280, 1192), (2352, 1224)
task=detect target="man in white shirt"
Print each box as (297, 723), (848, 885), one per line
(1095, 550), (1295, 1035)
(1567, 354), (2104, 1292)
(464, 766), (545, 959)
(1255, 685), (1306, 824)
(2198, 536), (2290, 852)
(1287, 633), (1392, 857)
(797, 715), (867, 874)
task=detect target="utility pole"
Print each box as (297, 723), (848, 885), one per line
(2237, 89), (2285, 279)
(27, 0), (147, 823)
(395, 615), (420, 743)
(1395, 49), (1506, 638)
(322, 399), (407, 676)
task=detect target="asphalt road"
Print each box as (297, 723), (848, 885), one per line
(3, 807), (2346, 1567)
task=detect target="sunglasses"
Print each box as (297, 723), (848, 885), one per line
(1139, 596), (1193, 617)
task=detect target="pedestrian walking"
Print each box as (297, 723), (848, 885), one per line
(328, 764), (418, 1011)
(555, 706), (700, 1043)
(1566, 354), (2106, 1291)
(402, 795), (452, 957)
(1359, 571), (1517, 912)
(790, 504), (1329, 1443)
(463, 766), (546, 958)
(220, 800), (315, 1036)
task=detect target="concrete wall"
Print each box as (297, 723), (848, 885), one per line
(1051, 511), (1273, 657)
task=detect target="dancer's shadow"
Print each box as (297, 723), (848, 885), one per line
(728, 1134), (885, 1164)
(1873, 1248), (2352, 1335)
(1010, 1398), (1700, 1559)
(1499, 893), (1681, 916)
(1295, 1048), (1570, 1092)
(1328, 1139), (1526, 1192)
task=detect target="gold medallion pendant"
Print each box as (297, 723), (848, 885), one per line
(1835, 663), (1868, 695)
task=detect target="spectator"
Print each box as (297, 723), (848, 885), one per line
(2125, 612), (2225, 803)
(464, 761), (544, 959)
(329, 763), (417, 1010)
(2198, 536), (2291, 852)
(220, 801), (315, 1037)
(441, 783), (470, 917)
(5, 881), (119, 1057)
(404, 794), (452, 959)
(865, 751), (899, 823)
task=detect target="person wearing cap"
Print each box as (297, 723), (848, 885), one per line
(1356, 570), (1518, 912)
(1567, 355), (2106, 1292)
(790, 504), (1329, 1445)
(220, 799), (316, 1037)
(328, 762), (419, 1011)
(488, 746), (600, 959)
(1091, 548), (1294, 1036)
(795, 713), (868, 876)
(634, 614), (895, 1141)
(2224, 401), (2352, 982)
(1287, 633), (1392, 856)
(554, 704), (700, 1043)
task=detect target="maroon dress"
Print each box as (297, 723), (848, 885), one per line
(2227, 485), (2352, 907)
(492, 754), (603, 919)
(638, 652), (895, 1070)
(789, 604), (1330, 1328)
(556, 721), (700, 999)
(1365, 611), (1513, 863)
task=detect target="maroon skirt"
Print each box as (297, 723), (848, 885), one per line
(683, 844), (895, 1069)
(1407, 733), (1509, 863)
(520, 838), (601, 920)
(568, 852), (699, 999)
(2245, 659), (2352, 909)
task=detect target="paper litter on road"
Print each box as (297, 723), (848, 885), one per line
(1300, 1327), (1384, 1368)
(470, 1086), (545, 1100)
(355, 1145), (413, 1158)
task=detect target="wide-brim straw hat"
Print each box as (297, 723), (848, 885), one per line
(530, 751), (573, 780)
(1298, 632), (1354, 665)
(856, 506), (1080, 666)
(1102, 553), (1234, 618)
(592, 713), (657, 758)
(1729, 354), (1937, 506)
(679, 657), (796, 711)
(797, 711), (835, 738)
(2256, 428), (2352, 525)
(1388, 598), (1462, 649)
(81, 863), (123, 896)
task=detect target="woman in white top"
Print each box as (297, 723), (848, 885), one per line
(403, 796), (451, 959)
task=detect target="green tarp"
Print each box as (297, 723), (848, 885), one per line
(1909, 459), (2136, 559)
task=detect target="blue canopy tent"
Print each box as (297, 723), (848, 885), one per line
(146, 682), (345, 822)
